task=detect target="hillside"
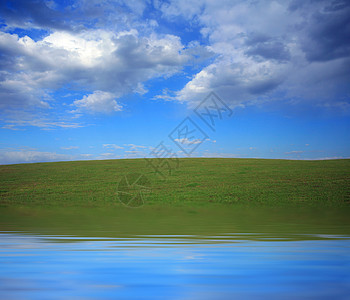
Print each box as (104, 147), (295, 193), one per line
(0, 158), (349, 207)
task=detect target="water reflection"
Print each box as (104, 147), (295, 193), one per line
(0, 206), (349, 299)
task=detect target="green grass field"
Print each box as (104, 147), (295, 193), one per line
(0, 158), (349, 207)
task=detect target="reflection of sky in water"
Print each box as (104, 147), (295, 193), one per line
(0, 233), (349, 299)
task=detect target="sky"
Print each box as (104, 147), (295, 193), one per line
(0, 0), (349, 164)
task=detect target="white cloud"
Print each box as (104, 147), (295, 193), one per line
(306, 157), (350, 160)
(205, 138), (216, 143)
(124, 150), (146, 158)
(97, 152), (121, 160)
(159, 0), (350, 109)
(61, 146), (79, 150)
(72, 91), (122, 114)
(0, 28), (192, 118)
(0, 111), (83, 130)
(0, 150), (73, 164)
(1, 0), (349, 132)
(1, 125), (22, 130)
(103, 144), (124, 149)
(125, 144), (148, 150)
(200, 152), (239, 158)
(174, 138), (202, 145)
(285, 150), (304, 154)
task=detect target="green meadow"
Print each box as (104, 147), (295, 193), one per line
(0, 158), (349, 208)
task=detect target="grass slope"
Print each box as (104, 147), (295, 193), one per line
(0, 158), (349, 207)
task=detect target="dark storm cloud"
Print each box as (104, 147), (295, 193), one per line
(290, 0), (350, 62)
(248, 78), (283, 95)
(0, 0), (150, 34)
(0, 0), (73, 30)
(303, 9), (350, 62)
(245, 33), (291, 62)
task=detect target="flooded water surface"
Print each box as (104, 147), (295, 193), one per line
(0, 206), (349, 299)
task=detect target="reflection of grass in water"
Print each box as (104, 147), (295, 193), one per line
(0, 158), (349, 207)
(1, 205), (350, 240)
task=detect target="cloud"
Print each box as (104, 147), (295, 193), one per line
(285, 150), (304, 154)
(295, 0), (350, 62)
(245, 33), (291, 62)
(0, 0), (150, 32)
(306, 156), (350, 160)
(97, 152), (121, 160)
(1, 125), (22, 131)
(160, 0), (350, 109)
(200, 152), (239, 158)
(0, 28), (192, 119)
(0, 110), (83, 130)
(103, 144), (124, 149)
(175, 57), (286, 107)
(61, 146), (79, 150)
(99, 152), (115, 156)
(72, 91), (122, 114)
(0, 150), (73, 164)
(0, 0), (72, 30)
(205, 138), (216, 143)
(175, 138), (202, 145)
(121, 144), (150, 158)
(1, 0), (349, 130)
(124, 144), (147, 150)
(124, 150), (146, 158)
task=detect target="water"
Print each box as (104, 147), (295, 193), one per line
(0, 206), (349, 299)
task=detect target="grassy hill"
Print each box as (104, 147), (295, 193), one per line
(0, 158), (349, 207)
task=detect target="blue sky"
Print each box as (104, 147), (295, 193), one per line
(0, 0), (349, 164)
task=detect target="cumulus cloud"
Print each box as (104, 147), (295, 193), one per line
(72, 91), (122, 114)
(0, 28), (192, 119)
(1, 0), (349, 129)
(176, 57), (286, 107)
(159, 0), (350, 108)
